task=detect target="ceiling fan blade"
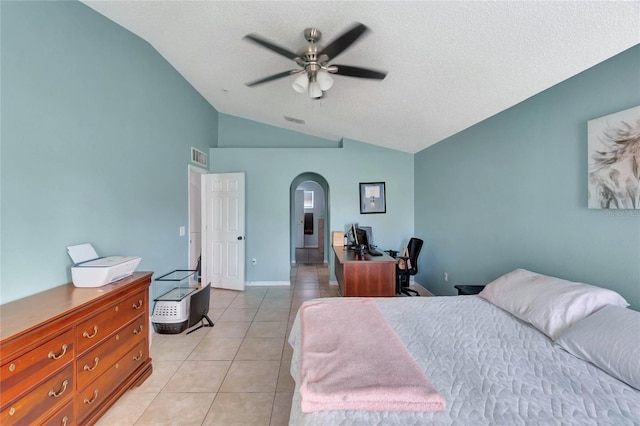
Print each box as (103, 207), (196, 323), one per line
(319, 23), (369, 61)
(245, 70), (299, 87)
(243, 34), (298, 60)
(332, 65), (387, 80)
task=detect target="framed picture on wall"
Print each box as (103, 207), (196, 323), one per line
(359, 182), (386, 214)
(587, 105), (640, 209)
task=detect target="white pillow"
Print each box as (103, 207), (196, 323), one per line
(555, 305), (640, 390)
(478, 269), (629, 340)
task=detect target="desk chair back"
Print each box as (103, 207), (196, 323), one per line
(406, 238), (423, 274)
(396, 237), (423, 296)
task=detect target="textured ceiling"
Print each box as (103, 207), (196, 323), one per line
(82, 1), (639, 153)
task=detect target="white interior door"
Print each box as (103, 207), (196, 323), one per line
(202, 172), (245, 291)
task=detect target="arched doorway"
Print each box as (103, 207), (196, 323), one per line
(290, 173), (330, 264)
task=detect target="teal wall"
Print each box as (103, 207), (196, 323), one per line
(1, 1), (218, 303)
(210, 132), (414, 283)
(414, 44), (640, 308)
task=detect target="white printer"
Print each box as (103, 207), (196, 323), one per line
(67, 243), (141, 288)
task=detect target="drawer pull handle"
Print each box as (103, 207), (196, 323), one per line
(82, 325), (99, 339)
(9, 407), (15, 416)
(9, 363), (16, 372)
(132, 299), (143, 310)
(83, 389), (99, 404)
(48, 379), (68, 398)
(133, 350), (144, 361)
(62, 416), (68, 426)
(133, 325), (144, 335)
(48, 344), (68, 360)
(84, 357), (99, 371)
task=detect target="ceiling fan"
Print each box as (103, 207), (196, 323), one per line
(244, 23), (387, 99)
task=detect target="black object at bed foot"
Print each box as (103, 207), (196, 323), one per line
(186, 314), (214, 334)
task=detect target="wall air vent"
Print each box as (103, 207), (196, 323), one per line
(284, 116), (305, 125)
(191, 147), (208, 167)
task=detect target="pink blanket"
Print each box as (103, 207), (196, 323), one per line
(299, 298), (446, 413)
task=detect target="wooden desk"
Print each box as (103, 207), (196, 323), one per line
(333, 245), (397, 297)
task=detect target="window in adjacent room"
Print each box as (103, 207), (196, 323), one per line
(304, 190), (314, 209)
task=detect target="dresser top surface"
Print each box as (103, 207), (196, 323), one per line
(0, 272), (153, 341)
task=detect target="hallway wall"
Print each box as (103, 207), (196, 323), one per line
(298, 181), (324, 248)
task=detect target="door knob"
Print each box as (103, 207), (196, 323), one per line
(237, 236), (243, 240)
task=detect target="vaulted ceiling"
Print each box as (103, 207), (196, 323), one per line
(82, 1), (639, 153)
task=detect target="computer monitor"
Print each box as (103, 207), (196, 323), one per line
(350, 223), (359, 246)
(355, 228), (368, 248)
(360, 226), (373, 247)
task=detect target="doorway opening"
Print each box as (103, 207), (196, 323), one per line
(290, 173), (329, 265)
(188, 165), (207, 271)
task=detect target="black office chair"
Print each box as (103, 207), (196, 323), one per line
(396, 238), (423, 296)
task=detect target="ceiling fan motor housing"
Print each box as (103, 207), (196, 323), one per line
(303, 28), (321, 43)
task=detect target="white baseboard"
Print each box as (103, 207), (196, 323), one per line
(329, 280), (338, 286)
(246, 281), (290, 286)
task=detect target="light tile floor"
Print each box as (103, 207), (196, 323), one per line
(97, 263), (338, 426)
(294, 248), (323, 264)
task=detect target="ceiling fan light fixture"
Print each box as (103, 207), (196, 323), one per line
(245, 23), (386, 100)
(316, 70), (334, 91)
(292, 73), (309, 93)
(309, 81), (322, 99)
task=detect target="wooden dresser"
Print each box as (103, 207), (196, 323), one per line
(0, 272), (153, 425)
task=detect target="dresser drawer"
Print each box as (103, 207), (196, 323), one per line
(76, 340), (148, 423)
(77, 314), (146, 389)
(42, 400), (75, 426)
(0, 363), (73, 426)
(76, 289), (146, 353)
(0, 329), (74, 407)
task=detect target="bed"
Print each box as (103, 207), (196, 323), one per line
(288, 269), (640, 425)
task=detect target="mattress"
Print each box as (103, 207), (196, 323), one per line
(288, 296), (640, 425)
